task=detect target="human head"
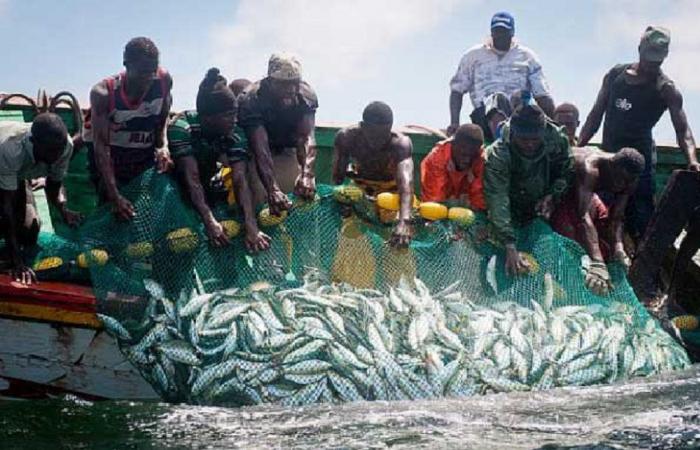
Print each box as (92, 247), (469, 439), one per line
(452, 124), (484, 171)
(638, 26), (670, 77)
(229, 78), (251, 98)
(267, 53), (302, 107)
(491, 12), (514, 51)
(484, 92), (512, 140)
(123, 37), (160, 92)
(197, 68), (237, 136)
(554, 103), (580, 144)
(31, 113), (68, 164)
(607, 147), (645, 193)
(360, 101), (393, 150)
(510, 102), (546, 155)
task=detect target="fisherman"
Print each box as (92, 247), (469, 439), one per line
(0, 114), (82, 284)
(554, 103), (580, 146)
(629, 170), (700, 313)
(420, 124), (486, 211)
(238, 53), (318, 214)
(89, 37), (173, 221)
(169, 68), (270, 252)
(578, 26), (700, 242)
(551, 147), (645, 295)
(332, 101), (414, 247)
(448, 11), (555, 139)
(484, 101), (573, 275)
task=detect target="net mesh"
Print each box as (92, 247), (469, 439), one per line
(64, 170), (690, 405)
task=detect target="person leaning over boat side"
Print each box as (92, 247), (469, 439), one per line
(238, 53), (318, 215)
(551, 147), (645, 295)
(169, 68), (270, 252)
(484, 100), (573, 276)
(448, 11), (555, 141)
(578, 26), (700, 243)
(0, 114), (83, 284)
(420, 124), (486, 211)
(89, 37), (173, 221)
(554, 103), (580, 146)
(332, 101), (414, 247)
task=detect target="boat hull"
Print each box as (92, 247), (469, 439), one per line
(0, 276), (157, 400)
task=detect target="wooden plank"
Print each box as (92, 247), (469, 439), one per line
(0, 301), (101, 328)
(0, 317), (157, 400)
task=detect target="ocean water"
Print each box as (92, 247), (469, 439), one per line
(2, 365), (700, 449)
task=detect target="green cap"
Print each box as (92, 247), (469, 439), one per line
(639, 26), (670, 62)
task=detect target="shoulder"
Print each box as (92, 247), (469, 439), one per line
(168, 110), (196, 139)
(515, 43), (540, 60)
(392, 131), (413, 151)
(90, 79), (110, 102)
(159, 68), (173, 85)
(299, 81), (318, 109)
(335, 125), (360, 146)
(606, 63), (628, 80)
(485, 139), (511, 165)
(460, 44), (487, 63)
(545, 121), (570, 147)
(0, 121), (31, 139)
(238, 80), (264, 106)
(423, 140), (450, 164)
(657, 70), (676, 95)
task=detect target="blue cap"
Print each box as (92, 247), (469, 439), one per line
(491, 11), (515, 32)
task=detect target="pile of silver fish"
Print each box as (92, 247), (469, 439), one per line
(98, 271), (691, 406)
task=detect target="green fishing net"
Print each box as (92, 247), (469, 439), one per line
(68, 170), (690, 405)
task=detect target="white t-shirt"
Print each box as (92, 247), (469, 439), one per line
(450, 39), (551, 109)
(0, 121), (73, 191)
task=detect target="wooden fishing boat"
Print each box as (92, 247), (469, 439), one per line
(0, 91), (697, 400)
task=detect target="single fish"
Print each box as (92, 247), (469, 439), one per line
(97, 314), (132, 341)
(157, 340), (201, 365)
(486, 256), (498, 294)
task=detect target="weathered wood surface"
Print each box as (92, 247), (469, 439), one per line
(0, 317), (157, 400)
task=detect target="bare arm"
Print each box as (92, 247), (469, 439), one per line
(664, 85), (699, 170)
(177, 157), (217, 229)
(391, 136), (414, 247)
(44, 179), (67, 210)
(294, 113), (317, 199)
(1, 189), (20, 266)
(90, 82), (118, 202)
(332, 130), (351, 185)
(609, 187), (633, 251)
(230, 159), (270, 252)
(155, 73), (173, 149)
(248, 126), (290, 215)
(448, 91), (463, 135)
(578, 72), (612, 147)
(175, 156), (229, 246)
(576, 180), (604, 262)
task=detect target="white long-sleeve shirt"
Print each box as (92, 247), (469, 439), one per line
(450, 39), (551, 109)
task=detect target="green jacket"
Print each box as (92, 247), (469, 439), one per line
(167, 110), (249, 189)
(483, 120), (573, 244)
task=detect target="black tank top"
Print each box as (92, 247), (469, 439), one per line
(602, 64), (671, 171)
